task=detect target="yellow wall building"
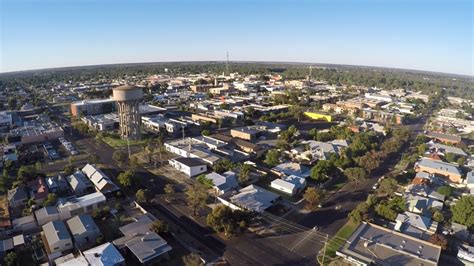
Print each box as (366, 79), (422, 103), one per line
(304, 112), (332, 122)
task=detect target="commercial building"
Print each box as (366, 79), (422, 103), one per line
(70, 98), (116, 118)
(337, 222), (441, 266)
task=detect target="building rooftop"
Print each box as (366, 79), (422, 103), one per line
(339, 222), (441, 266)
(417, 158), (462, 176)
(66, 214), (99, 236)
(230, 185), (279, 212)
(43, 220), (71, 245)
(173, 157), (206, 167)
(83, 242), (125, 266)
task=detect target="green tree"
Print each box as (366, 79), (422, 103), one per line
(357, 151), (381, 173)
(196, 174), (213, 189)
(43, 193), (57, 207)
(378, 178), (398, 195)
(164, 184), (175, 202)
(206, 205), (244, 237)
(182, 253), (204, 266)
(185, 183), (208, 216)
(238, 164), (252, 185)
(444, 153), (457, 163)
(212, 159), (234, 173)
(310, 160), (335, 182)
(451, 195), (474, 229)
(135, 189), (149, 204)
(264, 149), (280, 167)
(437, 186), (454, 197)
(201, 129), (211, 136)
(303, 187), (324, 210)
(4, 252), (17, 266)
(150, 220), (169, 234)
(64, 164), (74, 176)
(343, 167), (368, 184)
(432, 210), (444, 223)
(117, 170), (135, 188)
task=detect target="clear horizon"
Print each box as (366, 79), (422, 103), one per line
(1, 0), (472, 76)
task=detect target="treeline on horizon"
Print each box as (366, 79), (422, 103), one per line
(0, 62), (472, 99)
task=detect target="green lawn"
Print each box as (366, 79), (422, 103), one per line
(318, 220), (359, 264)
(101, 136), (148, 148)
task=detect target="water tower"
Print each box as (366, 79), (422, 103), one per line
(112, 85), (143, 140)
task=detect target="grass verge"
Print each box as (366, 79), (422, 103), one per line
(102, 136), (148, 148)
(318, 220), (359, 265)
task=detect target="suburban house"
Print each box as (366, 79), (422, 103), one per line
(427, 142), (468, 158)
(426, 131), (461, 144)
(415, 158), (463, 183)
(83, 242), (125, 266)
(42, 220), (73, 255)
(35, 206), (60, 226)
(66, 214), (101, 250)
(45, 175), (69, 194)
(405, 185), (446, 202)
(337, 222), (441, 266)
(205, 171), (239, 195)
(406, 194), (443, 215)
(272, 162), (310, 178)
(270, 175), (307, 196)
(297, 139), (349, 161)
(113, 214), (172, 265)
(81, 164), (119, 194)
(56, 192), (106, 220)
(66, 171), (94, 196)
(27, 177), (49, 204)
(220, 185), (280, 213)
(7, 187), (28, 208)
(169, 157), (207, 177)
(394, 212), (438, 240)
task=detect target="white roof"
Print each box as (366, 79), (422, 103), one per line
(230, 185), (279, 212)
(58, 192), (106, 212)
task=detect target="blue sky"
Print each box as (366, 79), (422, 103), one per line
(1, 0), (472, 75)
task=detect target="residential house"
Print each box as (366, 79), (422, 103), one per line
(169, 157), (207, 177)
(113, 214), (172, 265)
(405, 185), (446, 202)
(415, 158), (463, 183)
(35, 206), (60, 226)
(66, 171), (94, 196)
(426, 131), (462, 144)
(83, 242), (125, 266)
(427, 142), (467, 158)
(337, 222), (441, 266)
(66, 214), (101, 250)
(272, 162), (310, 178)
(394, 212), (438, 240)
(205, 171), (239, 195)
(45, 175), (69, 194)
(221, 185), (280, 213)
(42, 220), (73, 254)
(7, 187), (28, 208)
(270, 175), (307, 196)
(82, 164), (119, 194)
(299, 139), (348, 161)
(57, 192), (106, 220)
(27, 177), (49, 204)
(406, 194), (443, 215)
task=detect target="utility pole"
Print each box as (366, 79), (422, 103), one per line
(127, 138), (131, 159)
